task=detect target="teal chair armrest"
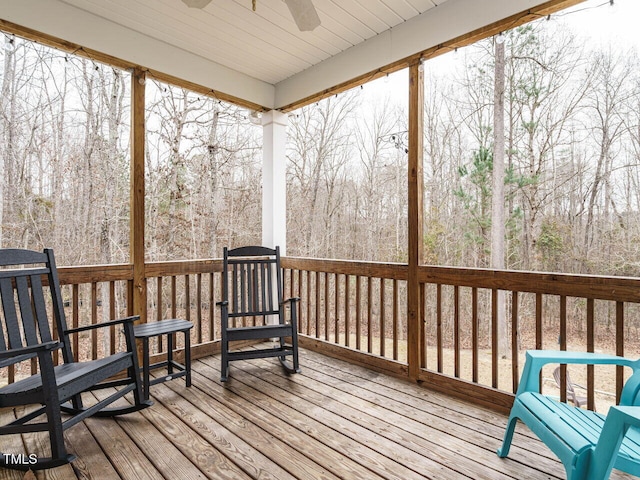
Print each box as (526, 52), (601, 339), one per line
(588, 406), (640, 480)
(517, 350), (640, 395)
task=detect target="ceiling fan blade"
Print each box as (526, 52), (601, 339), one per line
(181, 0), (212, 8)
(284, 0), (321, 32)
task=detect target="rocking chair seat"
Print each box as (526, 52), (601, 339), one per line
(0, 352), (131, 407)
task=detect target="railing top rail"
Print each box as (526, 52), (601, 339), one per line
(419, 265), (640, 302)
(58, 264), (133, 285)
(53, 256), (640, 303)
(145, 259), (223, 277)
(282, 257), (407, 280)
(282, 256), (640, 303)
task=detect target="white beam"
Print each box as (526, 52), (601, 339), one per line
(261, 110), (288, 255)
(0, 0), (275, 108)
(274, 0), (550, 108)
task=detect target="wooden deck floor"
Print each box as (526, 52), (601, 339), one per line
(1, 348), (636, 480)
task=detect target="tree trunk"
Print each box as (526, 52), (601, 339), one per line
(492, 37), (508, 358)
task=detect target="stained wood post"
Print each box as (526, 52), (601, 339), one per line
(407, 60), (424, 382)
(131, 68), (147, 324)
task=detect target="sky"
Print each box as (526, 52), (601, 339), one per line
(562, 0), (640, 48)
(355, 0), (640, 112)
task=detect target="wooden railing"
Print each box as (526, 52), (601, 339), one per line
(281, 258), (409, 378)
(55, 260), (225, 367)
(283, 257), (640, 413)
(8, 256), (640, 414)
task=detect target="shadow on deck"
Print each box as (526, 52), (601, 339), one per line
(1, 347), (637, 479)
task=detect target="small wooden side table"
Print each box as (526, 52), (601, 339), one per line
(133, 319), (194, 400)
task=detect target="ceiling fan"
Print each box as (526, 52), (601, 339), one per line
(180, 0), (321, 32)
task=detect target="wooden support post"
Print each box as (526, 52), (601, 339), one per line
(131, 68), (147, 324)
(407, 60), (424, 381)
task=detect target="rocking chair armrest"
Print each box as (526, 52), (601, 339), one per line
(0, 341), (62, 360)
(64, 315), (140, 335)
(216, 300), (229, 307)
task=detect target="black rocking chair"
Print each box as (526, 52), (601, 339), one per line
(0, 248), (151, 471)
(218, 246), (300, 382)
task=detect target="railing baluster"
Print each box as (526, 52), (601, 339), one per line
(315, 271), (320, 338)
(437, 284), (442, 374)
(73, 284), (79, 362)
(209, 272), (215, 341)
(91, 282), (98, 360)
(511, 291), (519, 394)
(344, 274), (350, 347)
(185, 274), (191, 324)
(367, 276), (373, 354)
(325, 272), (329, 341)
(393, 279), (398, 361)
(472, 287), (478, 383)
(171, 276), (177, 319)
(334, 273), (339, 344)
(616, 301), (624, 403)
(454, 285), (459, 378)
(306, 271), (311, 335)
(560, 295), (567, 403)
(420, 283), (426, 369)
(157, 276), (163, 324)
(491, 288), (498, 389)
(196, 273), (203, 344)
(587, 298), (595, 410)
(536, 292), (543, 392)
(110, 281), (116, 355)
(356, 275), (361, 351)
(380, 278), (385, 358)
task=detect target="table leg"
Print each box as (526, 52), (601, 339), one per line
(142, 338), (150, 401)
(167, 333), (174, 375)
(184, 329), (191, 387)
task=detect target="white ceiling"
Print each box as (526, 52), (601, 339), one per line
(1, 0), (560, 110)
(59, 0), (442, 85)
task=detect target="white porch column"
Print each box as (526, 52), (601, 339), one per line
(261, 110), (288, 254)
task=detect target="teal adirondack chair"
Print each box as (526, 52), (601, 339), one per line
(497, 350), (640, 480)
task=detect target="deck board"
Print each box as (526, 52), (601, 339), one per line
(226, 355), (547, 479)
(1, 347), (637, 479)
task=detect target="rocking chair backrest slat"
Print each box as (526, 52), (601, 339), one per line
(16, 275), (39, 346)
(0, 304), (5, 352)
(252, 263), (258, 312)
(266, 262), (274, 312)
(223, 246), (282, 319)
(0, 277), (24, 350)
(30, 274), (53, 344)
(229, 261), (277, 316)
(0, 249), (65, 358)
(232, 263), (239, 313)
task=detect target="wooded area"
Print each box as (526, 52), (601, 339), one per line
(1, 9), (639, 279)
